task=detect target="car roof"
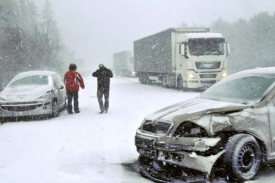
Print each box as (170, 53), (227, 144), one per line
(15, 70), (57, 77)
(10, 70), (58, 83)
(237, 67), (275, 75)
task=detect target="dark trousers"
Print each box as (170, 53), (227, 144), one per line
(67, 91), (79, 112)
(97, 88), (110, 112)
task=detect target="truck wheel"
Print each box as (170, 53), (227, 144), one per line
(177, 75), (183, 90)
(224, 134), (261, 181)
(162, 75), (168, 88)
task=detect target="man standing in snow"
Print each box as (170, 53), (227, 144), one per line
(64, 63), (85, 114)
(92, 64), (113, 113)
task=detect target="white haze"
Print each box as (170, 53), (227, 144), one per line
(33, 0), (275, 69)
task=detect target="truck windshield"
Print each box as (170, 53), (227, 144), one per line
(188, 38), (225, 56)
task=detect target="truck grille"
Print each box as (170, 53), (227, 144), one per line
(201, 80), (216, 85)
(142, 120), (171, 134)
(195, 62), (221, 69)
(200, 74), (217, 78)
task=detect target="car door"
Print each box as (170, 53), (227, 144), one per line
(268, 90), (275, 154)
(53, 75), (65, 108)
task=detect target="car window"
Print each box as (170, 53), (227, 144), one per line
(9, 75), (49, 86)
(200, 76), (275, 105)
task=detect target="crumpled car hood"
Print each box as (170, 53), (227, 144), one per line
(1, 85), (52, 101)
(146, 97), (251, 124)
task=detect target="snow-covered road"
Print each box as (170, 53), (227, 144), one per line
(1, 76), (275, 183)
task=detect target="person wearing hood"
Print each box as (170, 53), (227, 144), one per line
(64, 63), (85, 114)
(92, 64), (113, 113)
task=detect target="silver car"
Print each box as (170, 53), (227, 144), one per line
(135, 67), (275, 182)
(0, 71), (66, 119)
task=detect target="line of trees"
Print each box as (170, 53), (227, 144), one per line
(0, 0), (73, 87)
(211, 12), (275, 74)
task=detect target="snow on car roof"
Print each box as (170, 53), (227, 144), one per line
(220, 67), (275, 84)
(237, 67), (275, 75)
(10, 71), (57, 82)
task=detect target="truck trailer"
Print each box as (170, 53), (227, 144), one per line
(113, 51), (135, 77)
(133, 27), (230, 89)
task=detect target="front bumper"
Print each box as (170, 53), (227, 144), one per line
(156, 149), (225, 174)
(0, 100), (53, 117)
(135, 131), (224, 174)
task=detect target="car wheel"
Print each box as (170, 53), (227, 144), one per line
(52, 100), (59, 117)
(224, 134), (261, 181)
(63, 98), (67, 110)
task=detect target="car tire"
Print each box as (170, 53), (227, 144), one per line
(63, 98), (67, 110)
(51, 100), (59, 117)
(224, 134), (261, 181)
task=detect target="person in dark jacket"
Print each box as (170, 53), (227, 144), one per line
(92, 64), (113, 113)
(64, 63), (85, 114)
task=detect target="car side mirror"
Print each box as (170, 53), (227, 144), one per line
(59, 85), (64, 90)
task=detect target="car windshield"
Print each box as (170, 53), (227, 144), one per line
(9, 75), (49, 87)
(189, 38), (225, 56)
(200, 76), (275, 105)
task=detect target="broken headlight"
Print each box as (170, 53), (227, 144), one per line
(174, 121), (208, 137)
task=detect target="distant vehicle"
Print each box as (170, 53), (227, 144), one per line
(134, 27), (230, 90)
(113, 50), (135, 77)
(0, 71), (66, 119)
(135, 67), (275, 182)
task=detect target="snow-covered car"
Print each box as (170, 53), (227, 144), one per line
(135, 67), (275, 182)
(0, 71), (66, 119)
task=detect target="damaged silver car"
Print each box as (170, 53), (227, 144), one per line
(135, 67), (275, 182)
(0, 71), (66, 120)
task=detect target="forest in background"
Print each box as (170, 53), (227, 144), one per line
(0, 0), (73, 87)
(1, 1), (275, 87)
(211, 12), (275, 74)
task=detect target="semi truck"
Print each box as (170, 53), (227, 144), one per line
(113, 51), (135, 77)
(133, 27), (230, 89)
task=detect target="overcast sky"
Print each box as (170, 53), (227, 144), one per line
(33, 0), (275, 68)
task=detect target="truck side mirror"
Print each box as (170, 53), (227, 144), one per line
(226, 43), (231, 56)
(179, 43), (188, 58)
(179, 44), (185, 56)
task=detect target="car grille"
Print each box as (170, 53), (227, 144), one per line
(195, 61), (221, 69)
(135, 136), (154, 149)
(200, 74), (217, 78)
(3, 101), (38, 105)
(1, 104), (43, 111)
(142, 120), (171, 134)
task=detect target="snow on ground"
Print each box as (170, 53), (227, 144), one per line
(0, 75), (199, 183)
(1, 75), (275, 183)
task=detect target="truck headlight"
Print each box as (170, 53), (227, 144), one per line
(188, 73), (197, 79)
(221, 71), (228, 78)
